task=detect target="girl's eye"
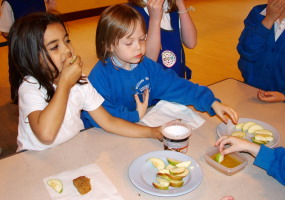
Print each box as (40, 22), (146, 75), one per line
(66, 39), (71, 44)
(126, 42), (132, 46)
(50, 45), (59, 51)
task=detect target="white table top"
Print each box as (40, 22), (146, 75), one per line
(1, 78), (284, 200)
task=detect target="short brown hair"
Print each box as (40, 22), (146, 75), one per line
(128, 0), (178, 13)
(96, 4), (147, 62)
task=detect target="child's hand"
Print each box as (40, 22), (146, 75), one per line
(266, 0), (285, 21)
(211, 101), (238, 124)
(59, 55), (83, 88)
(147, 0), (164, 21)
(220, 196), (235, 200)
(134, 88), (149, 119)
(257, 89), (285, 102)
(151, 126), (163, 142)
(262, 0), (285, 28)
(215, 136), (260, 157)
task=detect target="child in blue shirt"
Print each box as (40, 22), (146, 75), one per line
(128, 0), (196, 79)
(216, 136), (285, 186)
(81, 4), (238, 129)
(237, 0), (285, 103)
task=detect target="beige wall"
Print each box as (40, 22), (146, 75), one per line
(56, 0), (127, 14)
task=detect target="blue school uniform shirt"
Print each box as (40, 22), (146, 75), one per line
(130, 4), (191, 79)
(81, 56), (218, 128)
(3, 0), (46, 20)
(237, 4), (285, 95)
(254, 145), (285, 186)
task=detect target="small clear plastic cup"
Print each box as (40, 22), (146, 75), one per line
(161, 120), (192, 154)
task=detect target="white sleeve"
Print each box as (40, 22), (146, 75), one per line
(19, 81), (48, 121)
(82, 81), (104, 112)
(0, 1), (14, 32)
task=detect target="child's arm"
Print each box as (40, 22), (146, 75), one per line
(211, 101), (238, 124)
(176, 0), (197, 49)
(88, 105), (163, 141)
(28, 56), (83, 144)
(144, 0), (164, 61)
(257, 90), (285, 102)
(215, 135), (260, 157)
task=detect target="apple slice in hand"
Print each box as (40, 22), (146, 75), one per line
(147, 157), (165, 170)
(215, 152), (224, 163)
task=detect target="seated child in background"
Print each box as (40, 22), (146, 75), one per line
(8, 12), (162, 152)
(216, 136), (285, 186)
(81, 4), (238, 129)
(237, 0), (285, 103)
(128, 0), (197, 79)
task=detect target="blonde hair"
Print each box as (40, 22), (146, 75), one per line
(96, 4), (147, 62)
(128, 0), (178, 13)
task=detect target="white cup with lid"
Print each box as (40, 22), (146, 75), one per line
(161, 120), (192, 154)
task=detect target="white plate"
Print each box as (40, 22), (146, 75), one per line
(216, 118), (280, 148)
(128, 150), (203, 197)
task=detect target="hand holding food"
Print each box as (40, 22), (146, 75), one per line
(216, 136), (261, 157)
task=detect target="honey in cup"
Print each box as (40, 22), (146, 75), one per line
(161, 120), (192, 154)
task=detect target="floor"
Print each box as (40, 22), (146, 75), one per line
(0, 0), (264, 159)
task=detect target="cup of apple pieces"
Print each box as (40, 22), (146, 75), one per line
(147, 157), (191, 190)
(231, 121), (273, 145)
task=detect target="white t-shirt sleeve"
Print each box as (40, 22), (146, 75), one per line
(19, 80), (48, 122)
(0, 1), (14, 32)
(82, 80), (104, 112)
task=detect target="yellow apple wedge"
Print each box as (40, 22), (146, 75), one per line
(169, 167), (186, 175)
(169, 179), (184, 187)
(166, 157), (181, 166)
(153, 178), (170, 190)
(165, 173), (183, 181)
(176, 168), (190, 178)
(231, 131), (246, 138)
(235, 122), (244, 129)
(47, 179), (63, 193)
(254, 129), (273, 136)
(247, 124), (263, 134)
(147, 157), (165, 170)
(242, 121), (256, 132)
(166, 164), (175, 170)
(176, 160), (192, 168)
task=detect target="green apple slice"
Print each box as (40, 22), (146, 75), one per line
(251, 137), (267, 145)
(157, 169), (170, 175)
(242, 121), (256, 132)
(153, 178), (170, 190)
(176, 160), (192, 168)
(231, 131), (246, 138)
(47, 179), (63, 193)
(215, 152), (224, 163)
(254, 129), (273, 136)
(166, 157), (181, 166)
(165, 173), (183, 180)
(235, 122), (244, 129)
(247, 124), (263, 134)
(169, 167), (186, 175)
(169, 179), (184, 187)
(165, 164), (175, 170)
(176, 168), (190, 178)
(147, 157), (165, 170)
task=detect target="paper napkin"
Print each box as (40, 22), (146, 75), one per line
(43, 164), (124, 200)
(141, 100), (205, 129)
